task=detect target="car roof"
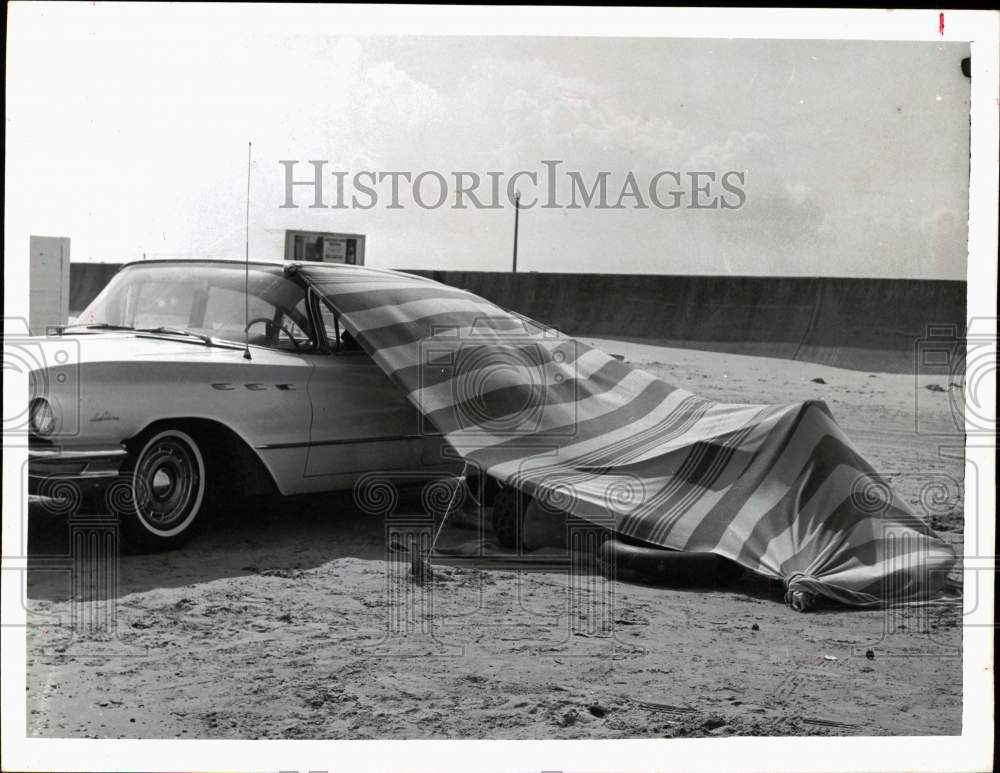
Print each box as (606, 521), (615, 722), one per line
(117, 258), (411, 278)
(114, 258), (444, 292)
(119, 257), (283, 271)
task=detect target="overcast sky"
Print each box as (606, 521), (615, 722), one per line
(5, 6), (970, 278)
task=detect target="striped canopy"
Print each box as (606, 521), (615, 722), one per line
(301, 264), (958, 610)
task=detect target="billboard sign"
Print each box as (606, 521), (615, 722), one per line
(284, 230), (364, 265)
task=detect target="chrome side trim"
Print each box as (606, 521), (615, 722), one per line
(257, 434), (432, 451)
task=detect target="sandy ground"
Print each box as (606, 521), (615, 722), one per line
(24, 341), (965, 739)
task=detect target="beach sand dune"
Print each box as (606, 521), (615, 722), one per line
(25, 341), (964, 738)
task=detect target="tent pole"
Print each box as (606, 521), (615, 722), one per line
(411, 463), (470, 581)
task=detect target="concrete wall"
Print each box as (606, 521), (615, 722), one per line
(408, 271), (967, 373)
(69, 264), (966, 373)
(69, 263), (123, 315)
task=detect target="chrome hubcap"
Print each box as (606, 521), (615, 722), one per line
(133, 436), (201, 530)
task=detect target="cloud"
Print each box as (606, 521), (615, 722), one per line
(5, 23), (969, 277)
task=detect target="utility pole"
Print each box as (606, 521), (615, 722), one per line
(512, 190), (520, 273)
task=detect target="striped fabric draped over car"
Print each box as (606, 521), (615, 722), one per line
(300, 264), (958, 610)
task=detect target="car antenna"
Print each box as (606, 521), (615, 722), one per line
(243, 141), (253, 361)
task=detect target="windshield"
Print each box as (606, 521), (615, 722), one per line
(74, 263), (315, 351)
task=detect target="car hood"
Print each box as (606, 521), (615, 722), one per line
(48, 332), (245, 367)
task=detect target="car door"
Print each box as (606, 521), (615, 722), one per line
(195, 278), (318, 491)
(304, 298), (433, 479)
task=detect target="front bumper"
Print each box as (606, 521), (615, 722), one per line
(28, 443), (128, 495)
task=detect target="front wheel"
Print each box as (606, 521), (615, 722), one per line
(115, 428), (207, 552)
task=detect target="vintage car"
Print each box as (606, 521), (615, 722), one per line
(27, 259), (462, 551)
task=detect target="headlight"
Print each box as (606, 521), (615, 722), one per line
(29, 398), (56, 436)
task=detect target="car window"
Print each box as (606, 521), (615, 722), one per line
(285, 297), (315, 350)
(203, 286), (313, 351)
(317, 300), (364, 353)
(204, 287), (276, 342)
(318, 301), (339, 345)
(77, 263), (316, 352)
(131, 281), (197, 329)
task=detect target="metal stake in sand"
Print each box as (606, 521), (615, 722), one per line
(411, 463), (469, 582)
